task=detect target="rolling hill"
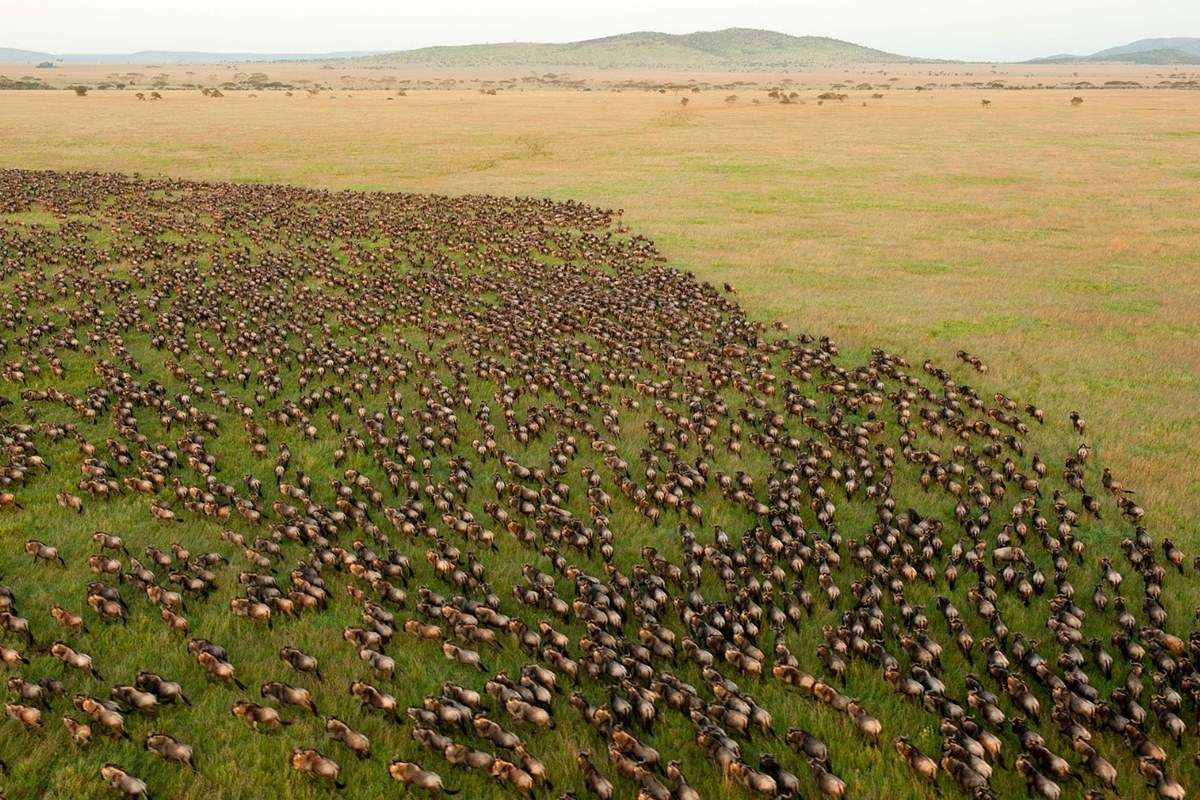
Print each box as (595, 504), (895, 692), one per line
(1030, 36), (1200, 64)
(0, 47), (56, 62)
(354, 28), (917, 69)
(0, 30), (913, 69)
(1092, 37), (1200, 58)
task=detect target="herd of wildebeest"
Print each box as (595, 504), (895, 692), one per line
(0, 169), (1194, 799)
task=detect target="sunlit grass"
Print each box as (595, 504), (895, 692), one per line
(0, 85), (1197, 798)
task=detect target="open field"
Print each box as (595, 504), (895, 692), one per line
(0, 80), (1199, 800)
(5, 59), (1199, 91)
(1, 84), (1197, 526)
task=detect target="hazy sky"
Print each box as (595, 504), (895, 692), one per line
(7, 0), (1198, 61)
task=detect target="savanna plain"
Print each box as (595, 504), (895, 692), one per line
(0, 69), (1199, 800)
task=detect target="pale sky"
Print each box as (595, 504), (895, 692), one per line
(6, 0), (1198, 62)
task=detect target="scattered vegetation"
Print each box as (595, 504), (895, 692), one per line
(0, 75), (50, 90)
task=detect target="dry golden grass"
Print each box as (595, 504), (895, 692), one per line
(6, 59), (1195, 90)
(1, 83), (1197, 533)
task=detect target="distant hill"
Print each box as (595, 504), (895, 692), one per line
(0, 48), (386, 64)
(359, 28), (917, 69)
(0, 30), (916, 70)
(0, 47), (54, 62)
(1029, 37), (1200, 64)
(1092, 37), (1200, 58)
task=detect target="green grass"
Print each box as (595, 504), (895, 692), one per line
(0, 86), (1198, 800)
(892, 259), (954, 275)
(0, 169), (1194, 800)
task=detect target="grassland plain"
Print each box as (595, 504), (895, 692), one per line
(5, 60), (1196, 93)
(0, 167), (1185, 800)
(0, 84), (1197, 800)
(0, 85), (1196, 531)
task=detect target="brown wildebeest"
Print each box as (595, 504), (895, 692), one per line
(289, 746), (344, 789)
(99, 763), (149, 798)
(145, 732), (195, 770)
(388, 760), (459, 795)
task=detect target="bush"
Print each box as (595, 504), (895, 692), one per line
(69, 85), (88, 96)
